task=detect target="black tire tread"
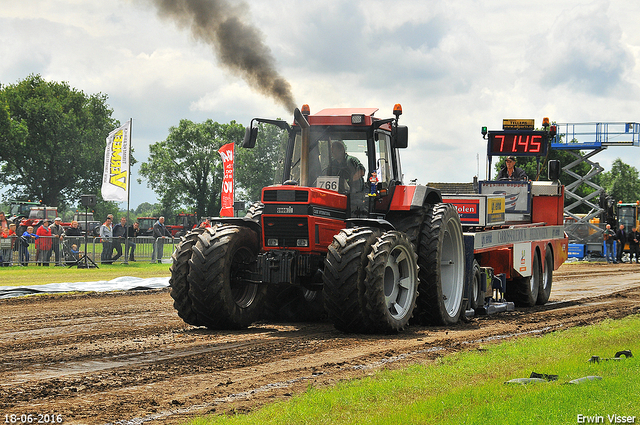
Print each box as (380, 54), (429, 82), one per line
(363, 231), (418, 334)
(537, 247), (553, 305)
(188, 225), (265, 329)
(169, 227), (206, 326)
(322, 227), (381, 333)
(415, 203), (465, 325)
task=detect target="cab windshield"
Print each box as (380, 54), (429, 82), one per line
(290, 129), (369, 194)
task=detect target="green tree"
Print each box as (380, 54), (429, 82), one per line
(134, 202), (158, 217)
(599, 158), (640, 202)
(235, 122), (288, 202)
(0, 74), (120, 209)
(138, 119), (245, 216)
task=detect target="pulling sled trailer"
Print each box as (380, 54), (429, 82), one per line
(443, 118), (568, 315)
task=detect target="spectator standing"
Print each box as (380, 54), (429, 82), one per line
(111, 217), (127, 262)
(49, 217), (65, 266)
(629, 226), (640, 264)
(603, 224), (616, 263)
(126, 221), (140, 261)
(64, 220), (83, 251)
(0, 211), (8, 230)
(615, 224), (627, 264)
(1, 223), (16, 266)
(20, 226), (37, 266)
(99, 215), (114, 264)
(35, 219), (53, 266)
(151, 216), (171, 263)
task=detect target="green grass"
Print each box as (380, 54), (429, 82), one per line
(192, 315), (640, 425)
(0, 262), (171, 286)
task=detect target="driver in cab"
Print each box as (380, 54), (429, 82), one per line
(497, 155), (528, 180)
(328, 140), (365, 191)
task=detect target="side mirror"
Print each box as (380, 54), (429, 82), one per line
(393, 125), (408, 149)
(242, 127), (258, 148)
(548, 160), (561, 181)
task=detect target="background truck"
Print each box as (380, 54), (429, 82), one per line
(7, 200), (42, 225)
(137, 213), (198, 237)
(69, 211), (101, 237)
(169, 105), (567, 333)
(17, 206), (59, 234)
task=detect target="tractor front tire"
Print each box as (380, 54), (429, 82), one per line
(187, 225), (265, 329)
(245, 202), (264, 220)
(415, 203), (466, 325)
(323, 227), (381, 333)
(363, 231), (418, 333)
(169, 227), (206, 326)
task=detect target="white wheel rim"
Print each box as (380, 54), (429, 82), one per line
(441, 216), (465, 318)
(383, 243), (417, 320)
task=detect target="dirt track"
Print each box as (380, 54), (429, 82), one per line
(1, 262), (639, 425)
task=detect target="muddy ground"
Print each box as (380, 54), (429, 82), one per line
(1, 262), (639, 425)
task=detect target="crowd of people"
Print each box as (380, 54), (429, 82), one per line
(0, 211), (176, 266)
(0, 212), (85, 267)
(603, 223), (640, 264)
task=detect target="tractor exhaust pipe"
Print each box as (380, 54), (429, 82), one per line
(294, 108), (310, 187)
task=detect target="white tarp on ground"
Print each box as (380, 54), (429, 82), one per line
(0, 276), (170, 299)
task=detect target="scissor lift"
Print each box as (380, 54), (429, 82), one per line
(551, 122), (640, 233)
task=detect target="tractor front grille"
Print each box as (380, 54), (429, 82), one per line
(263, 216), (309, 247)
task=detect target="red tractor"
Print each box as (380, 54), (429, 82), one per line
(167, 212), (198, 237)
(170, 104), (465, 333)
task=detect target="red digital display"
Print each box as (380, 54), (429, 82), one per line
(488, 131), (548, 156)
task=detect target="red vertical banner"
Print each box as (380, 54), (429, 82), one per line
(218, 143), (235, 217)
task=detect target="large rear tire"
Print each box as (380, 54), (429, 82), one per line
(188, 225), (265, 329)
(363, 231), (418, 333)
(536, 247), (553, 305)
(323, 227), (381, 333)
(169, 227), (206, 326)
(415, 203), (466, 325)
(507, 249), (541, 307)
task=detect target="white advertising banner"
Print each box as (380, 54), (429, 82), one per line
(101, 121), (131, 202)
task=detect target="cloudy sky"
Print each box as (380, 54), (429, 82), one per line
(2, 0), (640, 208)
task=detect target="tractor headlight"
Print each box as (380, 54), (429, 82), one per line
(296, 239), (309, 247)
(267, 238), (279, 247)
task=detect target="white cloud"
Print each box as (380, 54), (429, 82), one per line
(527, 1), (635, 96)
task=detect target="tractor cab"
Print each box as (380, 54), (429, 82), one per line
(244, 104), (408, 218)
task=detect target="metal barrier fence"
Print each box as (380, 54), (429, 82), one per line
(0, 235), (180, 266)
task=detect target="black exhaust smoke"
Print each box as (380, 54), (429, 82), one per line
(150, 0), (296, 112)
